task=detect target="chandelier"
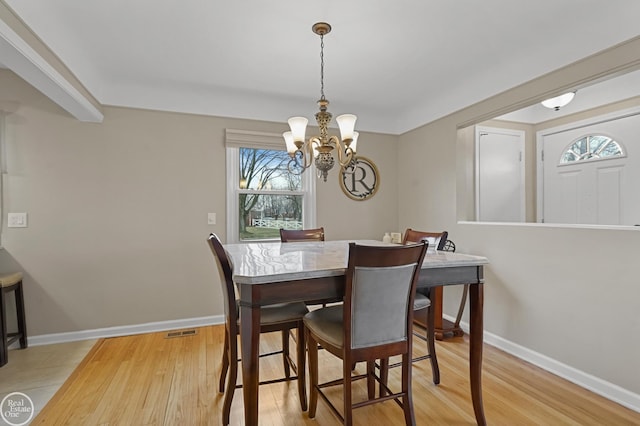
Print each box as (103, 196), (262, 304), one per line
(283, 22), (359, 182)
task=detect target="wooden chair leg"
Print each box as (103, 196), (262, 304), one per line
(402, 353), (416, 426)
(307, 329), (319, 419)
(343, 354), (353, 426)
(366, 360), (376, 400)
(296, 323), (307, 411)
(222, 331), (237, 426)
(379, 358), (389, 397)
(282, 329), (291, 378)
(219, 327), (230, 393)
(426, 304), (440, 385)
(15, 283), (27, 348)
(0, 290), (7, 367)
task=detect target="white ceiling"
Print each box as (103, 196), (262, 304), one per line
(4, 0), (640, 134)
(498, 68), (640, 124)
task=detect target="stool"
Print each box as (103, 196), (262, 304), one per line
(1, 272), (27, 367)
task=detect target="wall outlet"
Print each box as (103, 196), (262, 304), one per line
(207, 213), (216, 225)
(8, 212), (28, 228)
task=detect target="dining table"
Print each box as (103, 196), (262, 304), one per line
(223, 239), (489, 425)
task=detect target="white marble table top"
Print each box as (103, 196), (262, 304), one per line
(224, 240), (489, 285)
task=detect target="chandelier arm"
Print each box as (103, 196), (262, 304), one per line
(287, 158), (303, 175)
(303, 139), (316, 169)
(308, 136), (322, 163)
(287, 140), (318, 175)
(298, 140), (315, 170)
(330, 135), (356, 168)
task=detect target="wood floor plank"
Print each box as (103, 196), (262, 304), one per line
(32, 325), (640, 425)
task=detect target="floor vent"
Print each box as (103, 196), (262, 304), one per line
(165, 329), (198, 338)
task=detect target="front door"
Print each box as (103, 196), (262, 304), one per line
(541, 112), (640, 225)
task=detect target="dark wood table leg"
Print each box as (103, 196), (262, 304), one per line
(433, 285), (444, 340)
(469, 283), (486, 426)
(240, 302), (261, 426)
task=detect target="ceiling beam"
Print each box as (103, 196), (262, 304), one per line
(0, 1), (103, 122)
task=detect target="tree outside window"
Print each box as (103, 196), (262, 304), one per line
(238, 147), (304, 240)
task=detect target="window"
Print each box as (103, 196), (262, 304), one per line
(226, 129), (316, 243)
(560, 134), (625, 164)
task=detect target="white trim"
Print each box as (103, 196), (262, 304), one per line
(20, 315), (224, 347)
(226, 146), (240, 242)
(457, 220), (640, 231)
(447, 314), (640, 414)
(0, 114), (5, 247)
(0, 16), (103, 123)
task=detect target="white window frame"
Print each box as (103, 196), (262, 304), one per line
(0, 113), (4, 247)
(558, 134), (625, 165)
(225, 129), (316, 243)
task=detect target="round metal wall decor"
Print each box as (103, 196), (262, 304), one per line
(339, 156), (380, 201)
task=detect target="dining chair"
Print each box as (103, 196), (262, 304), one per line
(385, 229), (449, 385)
(405, 233), (463, 340)
(279, 227), (325, 242)
(207, 233), (308, 425)
(402, 228), (448, 250)
(304, 242), (428, 426)
(280, 227), (336, 309)
(439, 239), (467, 337)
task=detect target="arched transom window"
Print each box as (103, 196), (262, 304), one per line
(560, 134), (625, 164)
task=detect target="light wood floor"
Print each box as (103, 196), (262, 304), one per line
(24, 325), (640, 425)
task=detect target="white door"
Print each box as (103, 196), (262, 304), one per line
(475, 126), (525, 222)
(541, 112), (640, 225)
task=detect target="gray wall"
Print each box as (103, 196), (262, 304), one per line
(397, 38), (640, 396)
(0, 69), (399, 336)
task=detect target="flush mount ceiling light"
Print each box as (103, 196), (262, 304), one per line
(541, 91), (576, 111)
(283, 22), (359, 182)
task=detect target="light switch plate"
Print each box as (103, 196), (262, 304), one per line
(207, 213), (216, 225)
(8, 212), (28, 228)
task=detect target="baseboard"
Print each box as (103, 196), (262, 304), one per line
(445, 314), (640, 414)
(24, 315), (225, 347)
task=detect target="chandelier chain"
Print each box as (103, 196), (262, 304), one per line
(319, 33), (325, 101)
(284, 22), (359, 183)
